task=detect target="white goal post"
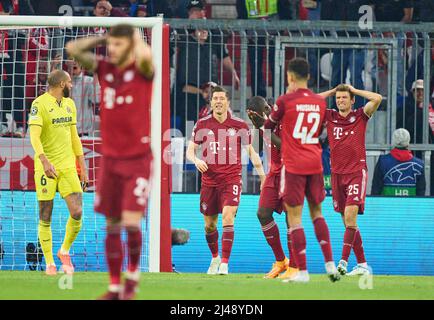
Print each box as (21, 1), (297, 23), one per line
(0, 15), (170, 273)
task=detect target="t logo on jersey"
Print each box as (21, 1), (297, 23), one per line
(209, 142), (220, 154)
(333, 127), (344, 140)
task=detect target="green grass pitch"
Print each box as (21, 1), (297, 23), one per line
(0, 272), (433, 300)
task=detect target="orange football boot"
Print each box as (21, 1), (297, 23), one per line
(264, 257), (289, 279)
(45, 264), (57, 276)
(57, 250), (74, 275)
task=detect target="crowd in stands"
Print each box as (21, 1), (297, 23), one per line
(0, 0), (433, 195)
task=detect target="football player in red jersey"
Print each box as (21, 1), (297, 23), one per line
(66, 24), (154, 300)
(319, 84), (382, 277)
(246, 96), (298, 279)
(186, 86), (266, 275)
(264, 58), (340, 283)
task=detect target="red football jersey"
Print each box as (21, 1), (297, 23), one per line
(96, 56), (153, 159)
(264, 88), (326, 175)
(325, 108), (369, 174)
(261, 122), (283, 175)
(192, 112), (251, 187)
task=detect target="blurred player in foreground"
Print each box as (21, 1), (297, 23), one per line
(187, 86), (266, 275)
(67, 24), (154, 300)
(29, 70), (88, 276)
(319, 84), (382, 276)
(264, 58), (340, 283)
(246, 96), (298, 279)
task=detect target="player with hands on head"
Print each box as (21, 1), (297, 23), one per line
(319, 84), (382, 276)
(67, 24), (154, 300)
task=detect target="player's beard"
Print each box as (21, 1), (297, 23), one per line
(63, 86), (70, 98)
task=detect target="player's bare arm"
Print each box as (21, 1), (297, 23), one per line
(133, 29), (154, 79)
(346, 85), (383, 117)
(186, 141), (208, 173)
(318, 87), (337, 99)
(269, 132), (282, 150)
(29, 125), (57, 178)
(248, 109), (282, 150)
(65, 36), (106, 72)
(71, 125), (89, 191)
(245, 144), (266, 189)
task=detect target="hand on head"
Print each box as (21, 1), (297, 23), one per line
(247, 109), (265, 128)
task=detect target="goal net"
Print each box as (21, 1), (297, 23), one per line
(0, 16), (171, 273)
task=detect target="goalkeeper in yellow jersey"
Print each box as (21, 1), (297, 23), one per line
(28, 69), (89, 276)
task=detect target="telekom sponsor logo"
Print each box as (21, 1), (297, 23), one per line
(333, 127), (344, 140)
(209, 142), (220, 155)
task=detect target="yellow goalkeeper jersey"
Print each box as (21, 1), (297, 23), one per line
(28, 92), (77, 171)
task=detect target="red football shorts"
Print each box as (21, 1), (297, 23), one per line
(94, 153), (153, 218)
(331, 168), (368, 214)
(200, 180), (242, 216)
(259, 172), (283, 214)
(280, 167), (325, 207)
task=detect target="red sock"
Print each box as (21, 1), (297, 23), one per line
(261, 220), (285, 262)
(126, 227), (142, 273)
(313, 217), (333, 262)
(205, 229), (219, 258)
(221, 225), (234, 264)
(105, 226), (123, 285)
(342, 227), (357, 262)
(290, 226), (307, 271)
(353, 229), (366, 264)
(287, 229), (297, 268)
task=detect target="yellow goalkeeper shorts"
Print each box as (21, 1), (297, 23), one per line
(35, 168), (82, 201)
